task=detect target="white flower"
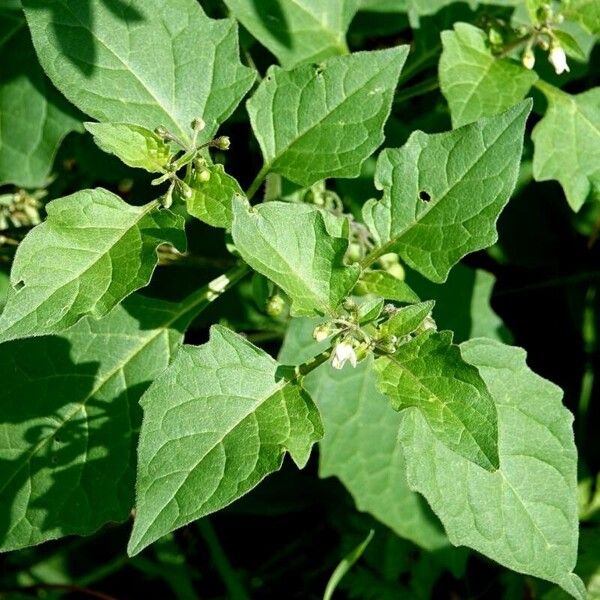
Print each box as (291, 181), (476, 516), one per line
(522, 48), (535, 70)
(313, 323), (332, 342)
(330, 341), (357, 370)
(548, 45), (569, 75)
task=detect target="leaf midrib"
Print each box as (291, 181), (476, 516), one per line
(382, 350), (496, 469)
(259, 51), (400, 173)
(239, 208), (344, 315)
(132, 369), (298, 549)
(364, 105), (525, 269)
(56, 0), (188, 141)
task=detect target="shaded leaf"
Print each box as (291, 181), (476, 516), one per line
(278, 318), (450, 551)
(407, 264), (512, 344)
(223, 0), (360, 68)
(0, 21), (81, 188)
(0, 294), (186, 551)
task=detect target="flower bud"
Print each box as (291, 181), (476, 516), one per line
(548, 44), (569, 75)
(154, 125), (169, 139)
(346, 242), (362, 262)
(266, 294), (285, 316)
(191, 117), (205, 131)
(177, 180), (193, 200)
(419, 315), (437, 333)
(196, 169), (211, 183)
(387, 263), (405, 281)
(488, 28), (503, 47)
(522, 48), (535, 70)
(212, 136), (231, 150)
(313, 323), (332, 342)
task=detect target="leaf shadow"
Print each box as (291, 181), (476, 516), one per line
(0, 335), (150, 548)
(1, 26), (82, 119)
(31, 0), (144, 78)
(250, 0), (292, 50)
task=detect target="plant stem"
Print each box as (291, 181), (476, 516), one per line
(295, 347), (332, 377)
(394, 77), (439, 105)
(360, 240), (394, 270)
(197, 519), (250, 600)
(397, 44), (441, 86)
(246, 164), (270, 201)
(578, 285), (597, 441)
(533, 78), (563, 98)
(174, 263), (250, 328)
(496, 34), (531, 58)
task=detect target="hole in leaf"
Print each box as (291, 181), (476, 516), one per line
(419, 190), (431, 202)
(14, 280), (25, 291)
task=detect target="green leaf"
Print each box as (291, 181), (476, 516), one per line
(408, 264), (511, 344)
(0, 188), (186, 343)
(23, 0), (255, 144)
(128, 325), (323, 555)
(223, 0), (360, 68)
(186, 163), (244, 229)
(84, 122), (171, 173)
(278, 318), (450, 550)
(363, 101), (531, 282)
(0, 294), (186, 551)
(439, 23), (538, 128)
(360, 0), (408, 11)
(552, 30), (586, 61)
(231, 198), (360, 316)
(384, 300), (434, 337)
(532, 82), (600, 211)
(374, 331), (500, 471)
(357, 297), (385, 324)
(0, 20), (82, 188)
(399, 338), (584, 599)
(563, 0), (600, 35)
(247, 47), (408, 187)
(324, 529), (374, 600)
(355, 270), (420, 303)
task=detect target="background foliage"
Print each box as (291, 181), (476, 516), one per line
(0, 0), (598, 598)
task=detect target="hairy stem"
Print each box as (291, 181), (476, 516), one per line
(174, 263), (250, 329)
(246, 164), (271, 201)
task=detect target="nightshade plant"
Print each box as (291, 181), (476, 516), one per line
(0, 0), (598, 598)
